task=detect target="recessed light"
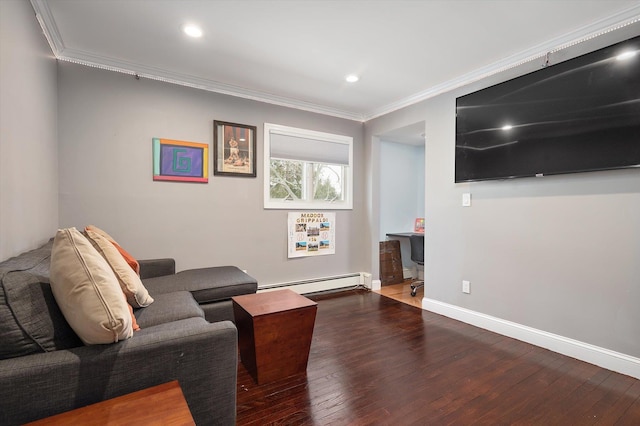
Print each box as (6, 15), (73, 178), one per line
(345, 74), (359, 83)
(182, 24), (203, 38)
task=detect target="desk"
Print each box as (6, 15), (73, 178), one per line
(382, 233), (424, 285)
(386, 232), (422, 238)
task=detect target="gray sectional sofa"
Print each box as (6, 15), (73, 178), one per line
(0, 238), (257, 425)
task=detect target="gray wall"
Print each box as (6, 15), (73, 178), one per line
(57, 62), (367, 285)
(365, 24), (640, 358)
(0, 0), (58, 261)
(4, 0), (638, 360)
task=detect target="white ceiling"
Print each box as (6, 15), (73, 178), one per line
(31, 0), (640, 123)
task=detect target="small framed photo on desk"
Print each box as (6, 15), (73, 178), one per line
(414, 218), (425, 233)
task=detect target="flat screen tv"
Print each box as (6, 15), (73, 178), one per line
(455, 35), (640, 183)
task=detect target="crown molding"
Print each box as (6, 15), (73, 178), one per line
(363, 4), (640, 121)
(57, 47), (367, 122)
(30, 0), (640, 123)
(31, 0), (63, 55)
(29, 0), (366, 121)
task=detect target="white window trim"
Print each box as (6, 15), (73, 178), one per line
(264, 123), (353, 210)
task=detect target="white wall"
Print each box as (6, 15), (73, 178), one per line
(0, 0), (58, 261)
(56, 62), (367, 285)
(365, 24), (640, 359)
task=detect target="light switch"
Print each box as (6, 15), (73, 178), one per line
(462, 193), (471, 207)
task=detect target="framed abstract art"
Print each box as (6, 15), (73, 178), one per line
(152, 138), (208, 183)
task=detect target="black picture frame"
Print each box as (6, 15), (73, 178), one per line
(213, 120), (257, 177)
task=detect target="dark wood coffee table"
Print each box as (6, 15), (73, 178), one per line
(232, 289), (317, 384)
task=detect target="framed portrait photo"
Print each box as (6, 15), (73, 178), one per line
(213, 120), (257, 177)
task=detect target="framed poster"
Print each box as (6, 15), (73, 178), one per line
(288, 212), (336, 258)
(213, 120), (257, 177)
(152, 137), (208, 183)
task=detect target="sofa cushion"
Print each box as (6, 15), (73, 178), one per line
(0, 270), (82, 360)
(0, 238), (53, 279)
(132, 316), (210, 338)
(138, 258), (175, 280)
(85, 225), (140, 274)
(143, 266), (257, 303)
(0, 240), (82, 360)
(50, 228), (133, 345)
(134, 291), (204, 328)
(84, 228), (154, 308)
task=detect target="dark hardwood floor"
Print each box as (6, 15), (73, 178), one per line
(236, 289), (640, 425)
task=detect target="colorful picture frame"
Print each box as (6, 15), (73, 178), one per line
(152, 138), (208, 183)
(213, 120), (257, 177)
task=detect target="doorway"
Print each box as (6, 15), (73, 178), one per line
(377, 121), (426, 284)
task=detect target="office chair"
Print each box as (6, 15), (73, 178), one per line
(409, 234), (424, 297)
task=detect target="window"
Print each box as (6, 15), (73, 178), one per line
(264, 123), (353, 209)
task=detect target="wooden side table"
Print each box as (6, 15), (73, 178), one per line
(232, 289), (317, 384)
(25, 381), (194, 425)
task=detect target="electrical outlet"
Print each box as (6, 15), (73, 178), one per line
(462, 280), (470, 294)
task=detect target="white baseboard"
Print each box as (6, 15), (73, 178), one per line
(403, 267), (413, 279)
(258, 273), (361, 295)
(422, 297), (640, 380)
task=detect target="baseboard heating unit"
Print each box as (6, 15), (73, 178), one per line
(258, 273), (363, 295)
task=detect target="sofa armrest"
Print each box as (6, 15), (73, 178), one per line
(138, 258), (175, 279)
(0, 318), (237, 426)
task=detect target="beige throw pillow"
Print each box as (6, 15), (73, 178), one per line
(85, 225), (140, 274)
(50, 228), (133, 345)
(84, 228), (154, 308)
